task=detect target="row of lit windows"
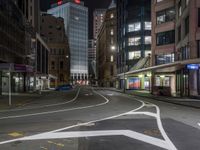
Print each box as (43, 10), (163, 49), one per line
(128, 22), (151, 32)
(128, 51), (151, 60)
(128, 36), (151, 46)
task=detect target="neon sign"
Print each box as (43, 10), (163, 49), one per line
(74, 0), (81, 4)
(57, 0), (63, 5)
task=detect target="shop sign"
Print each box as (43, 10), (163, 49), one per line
(187, 64), (199, 70)
(128, 77), (140, 90)
(14, 64), (26, 72)
(0, 63), (14, 71)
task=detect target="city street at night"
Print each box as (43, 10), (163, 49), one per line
(0, 87), (199, 150)
(1, 0), (200, 149)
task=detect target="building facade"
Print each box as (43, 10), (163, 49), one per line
(0, 0), (50, 93)
(151, 0), (200, 97)
(88, 39), (96, 84)
(0, 0), (27, 94)
(48, 0), (88, 84)
(97, 1), (117, 87)
(16, 0), (41, 33)
(116, 0), (152, 89)
(40, 14), (70, 88)
(93, 9), (106, 41)
(151, 0), (176, 96)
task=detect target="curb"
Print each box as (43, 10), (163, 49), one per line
(101, 88), (200, 109)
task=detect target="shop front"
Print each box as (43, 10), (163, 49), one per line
(176, 64), (200, 97)
(0, 63), (34, 94)
(126, 72), (152, 91)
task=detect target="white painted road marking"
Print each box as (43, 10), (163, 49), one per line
(0, 89), (109, 120)
(20, 130), (168, 150)
(0, 88), (81, 113)
(0, 89), (177, 150)
(198, 123), (200, 127)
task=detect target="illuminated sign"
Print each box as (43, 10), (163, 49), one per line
(57, 0), (63, 5)
(187, 64), (199, 70)
(74, 0), (81, 4)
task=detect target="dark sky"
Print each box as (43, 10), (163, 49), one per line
(41, 0), (111, 38)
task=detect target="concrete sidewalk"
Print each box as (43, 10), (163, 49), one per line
(0, 91), (52, 110)
(100, 87), (200, 109)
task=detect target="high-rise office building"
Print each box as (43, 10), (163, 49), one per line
(48, 0), (88, 83)
(116, 0), (151, 73)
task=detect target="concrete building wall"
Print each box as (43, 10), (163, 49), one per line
(40, 14), (70, 85)
(97, 7), (117, 87)
(93, 9), (106, 40)
(48, 2), (88, 82)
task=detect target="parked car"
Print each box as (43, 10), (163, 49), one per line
(55, 84), (73, 91)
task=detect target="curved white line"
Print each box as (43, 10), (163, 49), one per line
(119, 93), (177, 150)
(0, 88), (144, 145)
(0, 88), (109, 120)
(0, 88), (81, 113)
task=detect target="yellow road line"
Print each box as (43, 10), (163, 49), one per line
(8, 132), (23, 137)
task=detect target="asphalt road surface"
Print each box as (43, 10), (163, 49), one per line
(0, 86), (200, 150)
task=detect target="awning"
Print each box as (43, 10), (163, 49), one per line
(118, 58), (200, 77)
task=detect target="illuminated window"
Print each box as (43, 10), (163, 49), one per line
(145, 22), (151, 30)
(110, 55), (114, 62)
(145, 51), (151, 57)
(145, 36), (152, 44)
(110, 29), (114, 35)
(128, 22), (141, 32)
(128, 51), (141, 60)
(128, 37), (141, 46)
(110, 13), (114, 18)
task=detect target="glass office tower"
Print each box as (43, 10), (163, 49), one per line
(48, 0), (88, 83)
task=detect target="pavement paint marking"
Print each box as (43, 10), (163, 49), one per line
(40, 147), (48, 150)
(197, 123), (200, 127)
(124, 102), (177, 150)
(21, 130), (168, 150)
(0, 88), (81, 113)
(0, 89), (144, 145)
(8, 132), (23, 137)
(0, 88), (109, 120)
(47, 140), (64, 147)
(107, 93), (114, 96)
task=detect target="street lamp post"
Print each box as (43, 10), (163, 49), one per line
(8, 64), (12, 106)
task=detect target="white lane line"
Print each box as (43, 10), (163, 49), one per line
(100, 90), (177, 150)
(0, 89), (145, 145)
(0, 88), (109, 120)
(0, 88), (81, 113)
(197, 123), (200, 127)
(21, 130), (168, 150)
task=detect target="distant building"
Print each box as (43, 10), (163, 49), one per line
(40, 14), (70, 87)
(48, 0), (88, 84)
(88, 39), (96, 84)
(93, 9), (106, 41)
(96, 0), (117, 87)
